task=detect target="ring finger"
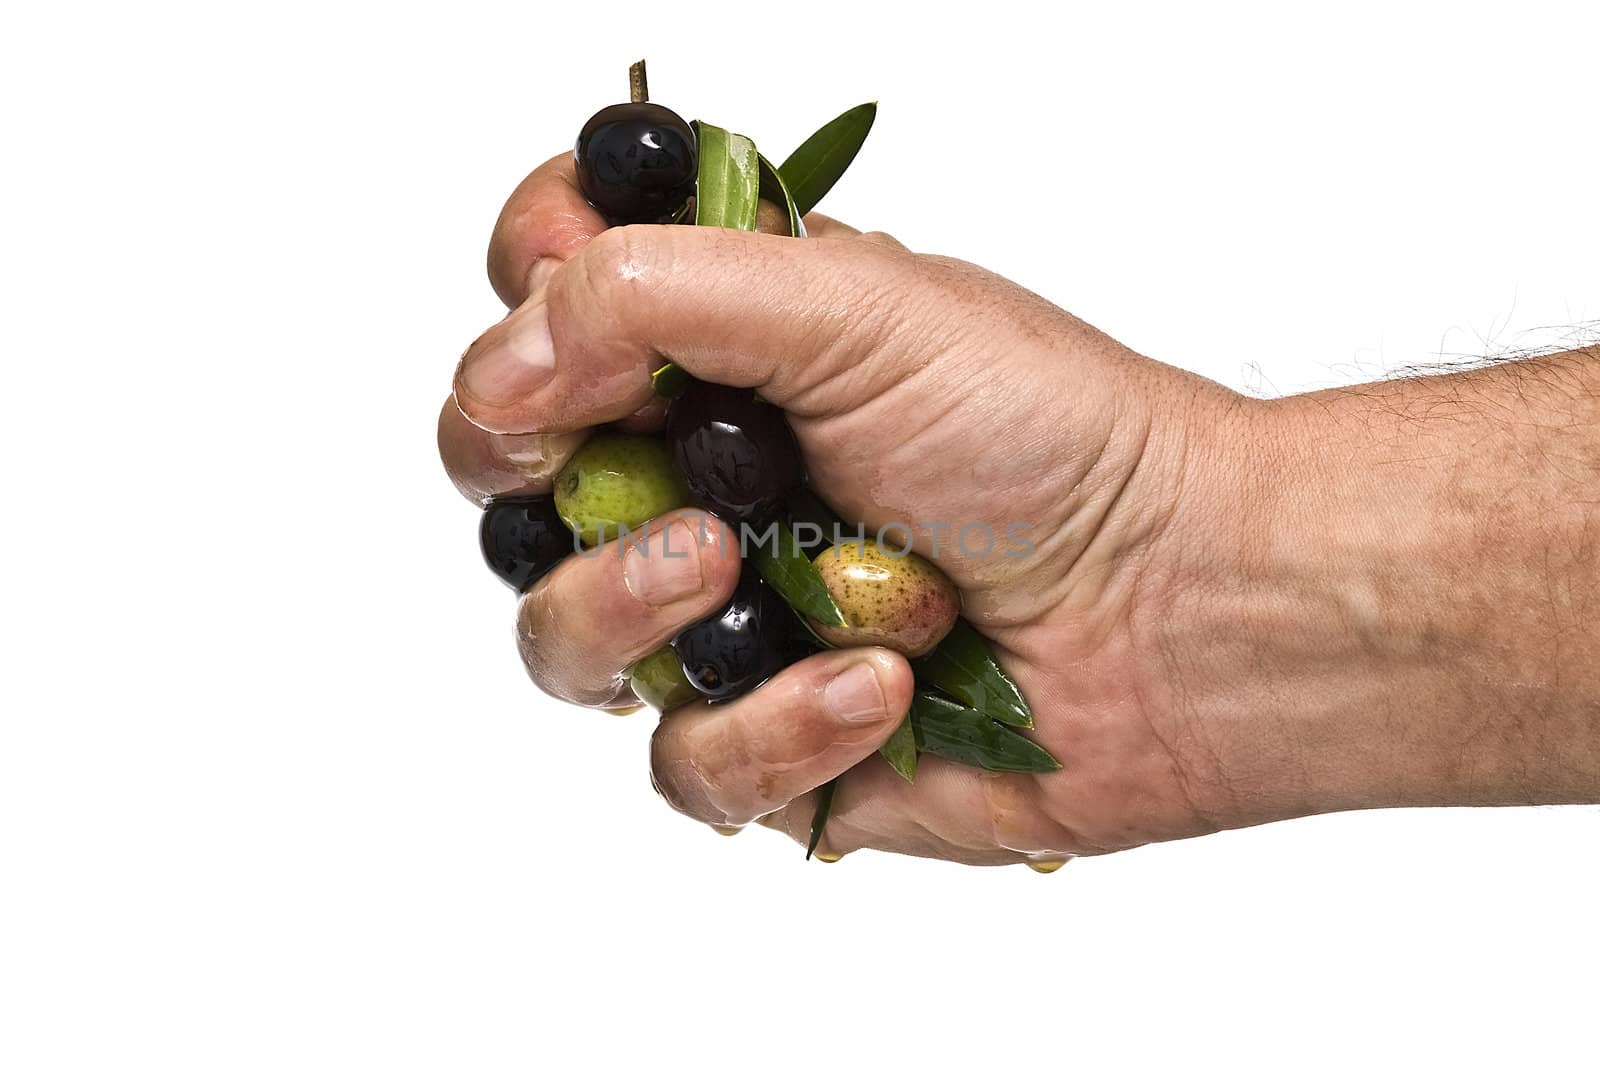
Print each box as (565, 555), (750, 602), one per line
(516, 509), (740, 707)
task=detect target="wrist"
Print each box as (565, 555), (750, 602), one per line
(1141, 358), (1600, 829)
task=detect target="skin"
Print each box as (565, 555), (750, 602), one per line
(439, 150), (1600, 865)
(436, 396), (588, 506)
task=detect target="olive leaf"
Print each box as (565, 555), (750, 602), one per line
(879, 715), (918, 783)
(650, 362), (691, 399)
(915, 619), (1034, 729)
(757, 153), (803, 237)
(910, 691), (1061, 774)
(806, 778), (838, 859)
(693, 120), (760, 230)
(777, 102), (877, 216)
(751, 518), (846, 628)
(649, 123), (763, 394)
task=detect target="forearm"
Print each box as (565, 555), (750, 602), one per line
(1155, 347), (1600, 824)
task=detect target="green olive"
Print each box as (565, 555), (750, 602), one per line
(628, 646), (699, 712)
(553, 434), (688, 546)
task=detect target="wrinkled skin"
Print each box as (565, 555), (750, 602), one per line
(436, 150), (1245, 867)
(437, 396), (587, 505)
(438, 151), (1600, 865)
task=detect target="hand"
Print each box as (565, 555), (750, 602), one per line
(440, 152), (1600, 865)
(438, 148), (1237, 866)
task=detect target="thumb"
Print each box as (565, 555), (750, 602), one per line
(452, 225), (927, 434)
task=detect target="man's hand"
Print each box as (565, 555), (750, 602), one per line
(438, 150), (1600, 864)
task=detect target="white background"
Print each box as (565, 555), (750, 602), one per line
(3, 2), (1597, 1068)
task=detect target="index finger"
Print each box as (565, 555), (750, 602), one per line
(487, 151), (606, 308)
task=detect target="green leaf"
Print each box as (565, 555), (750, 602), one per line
(777, 102), (877, 216)
(751, 519), (847, 628)
(915, 619), (1034, 728)
(650, 362), (691, 398)
(693, 121), (760, 230)
(910, 692), (1061, 774)
(757, 153), (803, 236)
(806, 778), (838, 859)
(879, 716), (918, 783)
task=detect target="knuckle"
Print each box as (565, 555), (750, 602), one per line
(514, 581), (626, 707)
(783, 243), (939, 411)
(514, 583), (561, 683)
(575, 224), (670, 304)
(772, 242), (902, 406)
(649, 721), (735, 825)
(843, 244), (927, 339)
(486, 219), (527, 310)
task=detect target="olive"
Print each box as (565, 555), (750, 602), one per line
(628, 646), (700, 712)
(666, 380), (803, 524)
(575, 102), (697, 225)
(671, 573), (803, 702)
(479, 495), (574, 593)
(554, 433), (689, 547)
(809, 541), (960, 657)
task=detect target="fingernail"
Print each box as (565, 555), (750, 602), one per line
(823, 661), (888, 724)
(458, 300), (555, 406)
(1027, 857), (1069, 874)
(814, 850), (843, 863)
(623, 519), (704, 606)
(711, 824), (742, 837)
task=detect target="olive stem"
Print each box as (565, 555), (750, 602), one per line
(629, 59), (648, 104)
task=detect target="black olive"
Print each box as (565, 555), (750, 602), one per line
(666, 381), (803, 524)
(574, 102), (696, 225)
(671, 573), (804, 702)
(479, 495), (574, 593)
